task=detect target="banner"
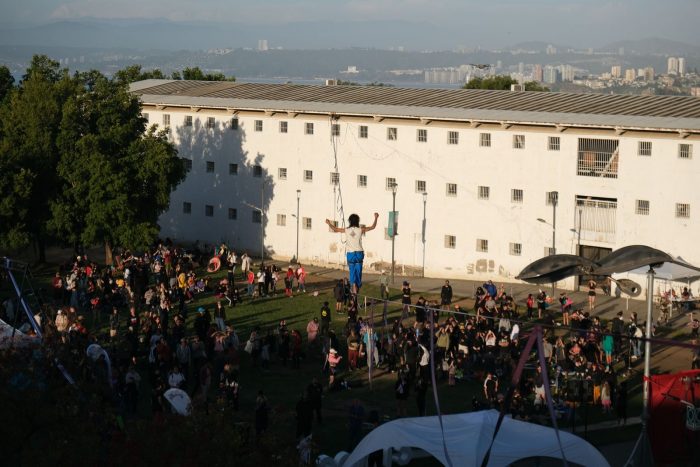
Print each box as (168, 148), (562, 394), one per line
(648, 370), (700, 464)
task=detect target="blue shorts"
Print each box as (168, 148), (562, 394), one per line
(346, 251), (365, 290)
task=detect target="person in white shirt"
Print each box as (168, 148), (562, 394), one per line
(168, 366), (186, 389)
(325, 212), (379, 294)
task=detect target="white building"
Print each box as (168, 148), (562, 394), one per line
(131, 80), (700, 288)
(678, 57), (686, 76)
(668, 57), (679, 75)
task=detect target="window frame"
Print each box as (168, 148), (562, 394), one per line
(359, 125), (368, 139)
(205, 205), (214, 217)
(447, 131), (459, 145)
(279, 121), (288, 133)
(509, 243), (522, 256)
(206, 161), (215, 173)
(548, 136), (560, 151)
(357, 175), (368, 188)
(638, 141), (652, 157)
(254, 120), (263, 132)
(513, 134), (526, 149)
(305, 122), (314, 135)
(276, 214), (287, 226)
(387, 127), (397, 141)
(635, 200), (650, 215)
(444, 235), (457, 249)
(679, 143), (692, 159)
(476, 239), (489, 253)
(479, 132), (491, 147)
(478, 185), (490, 200)
(676, 203), (690, 218)
(228, 208), (237, 220)
(417, 129), (428, 143)
(446, 183), (457, 197)
(511, 188), (524, 204)
(278, 168), (287, 180)
(229, 163), (238, 175)
(302, 217), (312, 230)
(304, 170), (313, 182)
(415, 180), (426, 193)
(183, 202), (192, 214)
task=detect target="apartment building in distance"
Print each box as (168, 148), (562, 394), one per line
(131, 80), (700, 288)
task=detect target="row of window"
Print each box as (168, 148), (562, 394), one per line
(148, 112), (695, 159)
(635, 200), (691, 218)
(442, 237), (528, 255)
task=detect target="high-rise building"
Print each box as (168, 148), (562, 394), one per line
(518, 62), (524, 74)
(668, 57), (679, 75)
(643, 67), (655, 81)
(624, 69), (637, 82)
(543, 66), (560, 84)
(611, 65), (622, 79)
(678, 57), (686, 76)
(559, 65), (574, 82)
(257, 39), (269, 51)
(532, 64), (543, 82)
(546, 44), (557, 55)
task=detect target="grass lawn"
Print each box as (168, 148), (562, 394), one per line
(7, 258), (646, 462)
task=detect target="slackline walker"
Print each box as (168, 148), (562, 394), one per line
(326, 212), (379, 294)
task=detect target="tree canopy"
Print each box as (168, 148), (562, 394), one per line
(463, 76), (549, 92)
(0, 56), (185, 261)
(115, 65), (235, 84)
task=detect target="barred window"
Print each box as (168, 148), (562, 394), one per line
(305, 122), (314, 135)
(303, 217), (312, 229)
(478, 186), (490, 200)
(162, 114), (170, 127)
(417, 129), (428, 143)
(359, 126), (368, 138)
(183, 202), (191, 214)
(480, 133), (491, 147)
(447, 131), (459, 145)
(511, 189), (523, 203)
(278, 168), (287, 180)
(446, 183), (457, 196)
(386, 177), (397, 191)
(635, 200), (649, 215)
(182, 158), (193, 172)
(509, 243), (522, 256)
(230, 117), (238, 130)
(229, 163), (238, 175)
(279, 121), (288, 133)
(476, 239), (489, 253)
(330, 172), (339, 185)
(276, 214), (287, 226)
(638, 141), (652, 156)
(358, 175), (368, 188)
(387, 127), (397, 141)
(331, 123), (340, 136)
(513, 134), (525, 149)
(679, 143), (692, 159)
(546, 191), (559, 206)
(676, 203), (690, 218)
(253, 165), (262, 177)
(206, 161), (215, 173)
(205, 205), (214, 217)
(415, 180), (426, 193)
(184, 115), (193, 127)
(206, 117), (215, 129)
(548, 136), (560, 151)
(444, 235), (456, 249)
(228, 208), (237, 220)
(304, 170), (313, 182)
(254, 120), (263, 132)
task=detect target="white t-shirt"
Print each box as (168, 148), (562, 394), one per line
(345, 226), (363, 252)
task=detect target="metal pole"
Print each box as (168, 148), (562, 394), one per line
(260, 181), (265, 266)
(575, 207), (582, 291)
(422, 192), (427, 278)
(642, 267), (655, 423)
(551, 192), (558, 297)
(391, 185), (397, 284)
(296, 189), (301, 262)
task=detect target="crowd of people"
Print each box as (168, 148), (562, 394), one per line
(2, 242), (698, 465)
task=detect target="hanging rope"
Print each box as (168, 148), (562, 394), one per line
(429, 310), (454, 467)
(329, 116), (347, 239)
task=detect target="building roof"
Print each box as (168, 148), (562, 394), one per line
(131, 79), (700, 133)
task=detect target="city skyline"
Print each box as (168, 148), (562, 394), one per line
(1, 0), (699, 49)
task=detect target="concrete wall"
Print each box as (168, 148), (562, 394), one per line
(146, 107), (700, 289)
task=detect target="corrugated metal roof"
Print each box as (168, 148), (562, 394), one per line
(130, 79), (700, 131)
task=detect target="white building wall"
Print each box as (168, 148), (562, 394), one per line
(146, 108), (700, 289)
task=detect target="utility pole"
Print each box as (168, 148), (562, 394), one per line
(260, 181), (265, 266)
(551, 191), (558, 297)
(422, 192), (427, 278)
(296, 189), (301, 263)
(390, 183), (398, 284)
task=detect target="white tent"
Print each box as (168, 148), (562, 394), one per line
(340, 410), (609, 467)
(617, 256), (700, 297)
(0, 318), (39, 349)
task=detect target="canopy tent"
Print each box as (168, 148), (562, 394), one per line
(340, 410), (609, 467)
(617, 256), (700, 295)
(0, 318), (39, 349)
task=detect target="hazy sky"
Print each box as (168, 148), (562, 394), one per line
(3, 0), (699, 46)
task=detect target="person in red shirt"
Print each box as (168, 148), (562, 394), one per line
(246, 270), (255, 297)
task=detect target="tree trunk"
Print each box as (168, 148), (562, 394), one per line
(105, 240), (113, 266)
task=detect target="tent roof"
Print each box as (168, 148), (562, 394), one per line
(624, 256), (700, 282)
(341, 410), (609, 467)
(0, 318), (39, 349)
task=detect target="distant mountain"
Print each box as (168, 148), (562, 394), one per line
(601, 37), (700, 56)
(508, 41), (571, 52)
(0, 19), (453, 51)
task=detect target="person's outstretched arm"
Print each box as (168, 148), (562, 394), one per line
(325, 219), (345, 233)
(362, 213), (380, 233)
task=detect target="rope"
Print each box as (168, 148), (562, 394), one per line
(329, 116), (347, 242)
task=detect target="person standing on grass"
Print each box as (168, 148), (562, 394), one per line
(440, 280), (453, 312)
(325, 212), (379, 295)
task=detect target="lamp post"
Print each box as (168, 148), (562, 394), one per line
(537, 190), (558, 296)
(570, 207), (583, 290)
(421, 192), (427, 278)
(296, 189), (301, 263)
(390, 182), (398, 284)
(260, 181), (265, 266)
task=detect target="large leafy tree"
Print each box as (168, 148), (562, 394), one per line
(51, 71), (185, 263)
(113, 65), (167, 85)
(0, 56), (74, 260)
(464, 76), (549, 91)
(0, 65), (14, 102)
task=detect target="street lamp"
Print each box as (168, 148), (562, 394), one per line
(421, 192), (427, 278)
(537, 191), (558, 296)
(296, 189), (301, 263)
(570, 207), (582, 290)
(390, 182), (398, 284)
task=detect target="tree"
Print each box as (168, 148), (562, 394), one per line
(180, 66), (234, 82)
(114, 65), (166, 85)
(0, 55), (74, 260)
(463, 76), (519, 90)
(0, 65), (14, 102)
(50, 73), (185, 263)
(463, 76), (549, 92)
